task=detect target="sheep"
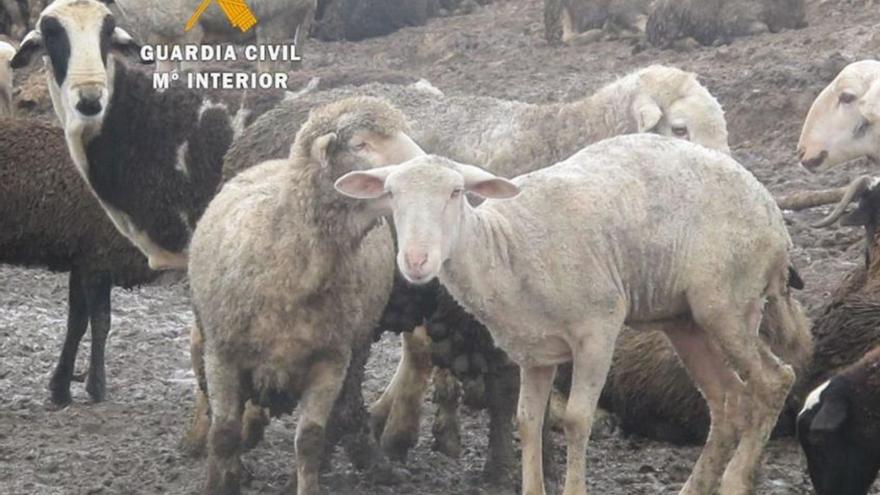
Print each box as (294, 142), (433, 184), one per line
(221, 65), (731, 477)
(336, 135), (800, 495)
(0, 117), (156, 406)
(544, 0), (652, 46)
(314, 0), (432, 41)
(0, 40), (15, 116)
(188, 96), (424, 494)
(10, 0), (286, 272)
(797, 60), (880, 171)
(111, 0), (316, 72)
(646, 0), (806, 48)
(797, 345), (880, 495)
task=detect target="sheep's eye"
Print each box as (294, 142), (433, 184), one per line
(450, 189), (463, 199)
(839, 92), (857, 105)
(671, 125), (689, 137)
(351, 142), (368, 151)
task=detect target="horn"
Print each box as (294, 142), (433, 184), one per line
(812, 175), (875, 228)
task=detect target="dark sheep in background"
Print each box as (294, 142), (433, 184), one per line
(544, 0), (652, 45)
(646, 0), (806, 48)
(0, 117), (156, 406)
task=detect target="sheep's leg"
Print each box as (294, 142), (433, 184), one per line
(183, 322), (211, 457)
(561, 324), (620, 495)
(484, 360), (519, 482)
(204, 358), (245, 495)
(518, 364), (556, 495)
(48, 268), (90, 406)
(664, 321), (742, 495)
(720, 342), (794, 494)
(370, 328), (432, 460)
(691, 299), (795, 495)
(84, 272), (112, 402)
(431, 366), (462, 458)
(291, 357), (347, 495)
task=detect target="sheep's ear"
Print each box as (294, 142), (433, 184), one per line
(311, 132), (337, 168)
(335, 166), (395, 200)
(457, 164), (520, 200)
(10, 30), (43, 69)
(809, 397), (848, 438)
(632, 93), (663, 133)
(111, 27), (151, 65)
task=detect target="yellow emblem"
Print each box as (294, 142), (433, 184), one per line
(185, 0), (258, 33)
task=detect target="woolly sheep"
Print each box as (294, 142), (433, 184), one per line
(222, 65), (731, 475)
(0, 118), (155, 406)
(336, 135), (800, 495)
(647, 0), (806, 48)
(188, 96), (423, 494)
(10, 0), (284, 271)
(798, 60), (880, 171)
(798, 345), (880, 495)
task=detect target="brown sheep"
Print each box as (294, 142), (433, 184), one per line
(187, 97), (425, 494)
(647, 0), (807, 48)
(544, 0), (652, 45)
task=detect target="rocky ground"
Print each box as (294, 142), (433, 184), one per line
(3, 0), (880, 493)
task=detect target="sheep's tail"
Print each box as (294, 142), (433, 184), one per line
(762, 264), (813, 384)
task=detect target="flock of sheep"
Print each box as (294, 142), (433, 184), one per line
(1, 0), (880, 494)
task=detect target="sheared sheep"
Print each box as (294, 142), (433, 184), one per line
(544, 0), (652, 45)
(188, 96), (424, 494)
(0, 117), (155, 406)
(798, 345), (880, 495)
(220, 65), (731, 475)
(647, 0), (806, 48)
(798, 60), (880, 171)
(336, 134), (800, 495)
(10, 0), (285, 272)
(221, 65), (731, 477)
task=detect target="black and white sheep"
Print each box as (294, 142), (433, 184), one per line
(0, 117), (155, 406)
(10, 0), (284, 272)
(798, 345), (880, 495)
(188, 96), (424, 494)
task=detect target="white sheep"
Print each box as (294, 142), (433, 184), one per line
(0, 40), (15, 116)
(336, 134), (799, 495)
(798, 59), (880, 171)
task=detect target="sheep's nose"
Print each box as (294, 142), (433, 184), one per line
(75, 87), (104, 117)
(404, 252), (428, 273)
(801, 150), (828, 171)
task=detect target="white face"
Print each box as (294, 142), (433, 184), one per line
(661, 95), (731, 154)
(334, 157), (520, 284)
(798, 60), (880, 171)
(10, 0), (144, 128)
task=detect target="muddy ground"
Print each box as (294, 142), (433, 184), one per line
(3, 0), (880, 493)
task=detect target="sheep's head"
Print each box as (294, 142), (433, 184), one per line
(632, 65), (730, 154)
(9, 0), (146, 129)
(293, 96), (425, 183)
(335, 156), (519, 284)
(798, 60), (880, 171)
(813, 175), (880, 268)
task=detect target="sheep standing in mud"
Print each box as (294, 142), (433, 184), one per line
(798, 60), (880, 171)
(544, 0), (652, 45)
(189, 97), (425, 494)
(337, 135), (800, 495)
(221, 65), (734, 478)
(647, 0), (806, 48)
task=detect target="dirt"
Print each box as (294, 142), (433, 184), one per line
(2, 0), (880, 493)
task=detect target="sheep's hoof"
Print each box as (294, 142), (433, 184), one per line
(86, 374), (106, 403)
(47, 380), (72, 408)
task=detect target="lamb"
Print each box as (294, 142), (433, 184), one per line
(188, 96), (424, 494)
(797, 60), (880, 171)
(336, 135), (800, 495)
(798, 345), (880, 495)
(0, 117), (155, 406)
(220, 65), (732, 476)
(544, 0), (652, 45)
(647, 0), (806, 48)
(10, 0), (284, 272)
